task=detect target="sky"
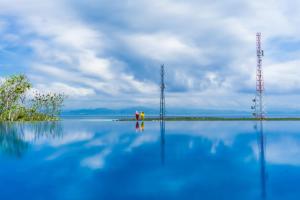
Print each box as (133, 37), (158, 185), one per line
(0, 0), (300, 110)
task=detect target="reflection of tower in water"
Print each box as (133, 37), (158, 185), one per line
(160, 119), (165, 165)
(257, 121), (267, 199)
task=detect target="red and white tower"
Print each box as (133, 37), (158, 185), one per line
(252, 32), (265, 119)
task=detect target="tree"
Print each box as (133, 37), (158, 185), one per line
(31, 92), (65, 119)
(0, 75), (31, 121)
(0, 74), (65, 121)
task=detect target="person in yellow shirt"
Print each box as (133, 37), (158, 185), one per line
(140, 111), (145, 121)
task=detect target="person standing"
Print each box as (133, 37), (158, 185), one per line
(141, 111), (145, 121)
(135, 111), (140, 121)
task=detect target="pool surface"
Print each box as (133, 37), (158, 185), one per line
(0, 120), (299, 200)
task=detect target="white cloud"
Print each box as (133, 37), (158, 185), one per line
(24, 129), (94, 147)
(123, 33), (205, 63)
(81, 148), (111, 169)
(125, 133), (158, 152)
(34, 82), (96, 97)
(251, 134), (300, 166)
(265, 60), (300, 93)
(1, 0), (300, 109)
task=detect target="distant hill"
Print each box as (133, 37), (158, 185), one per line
(62, 107), (250, 117)
(62, 107), (157, 116)
(62, 107), (300, 117)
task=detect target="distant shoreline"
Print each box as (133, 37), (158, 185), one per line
(117, 117), (300, 121)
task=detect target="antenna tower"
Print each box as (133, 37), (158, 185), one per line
(160, 64), (165, 121)
(252, 33), (265, 120)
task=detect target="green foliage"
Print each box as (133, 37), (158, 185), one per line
(0, 75), (65, 121)
(0, 75), (31, 120)
(31, 93), (65, 117)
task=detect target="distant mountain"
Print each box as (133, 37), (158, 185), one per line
(62, 107), (251, 117)
(62, 107), (300, 117)
(62, 107), (159, 116)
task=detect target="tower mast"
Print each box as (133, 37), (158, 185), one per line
(160, 64), (165, 121)
(252, 33), (265, 120)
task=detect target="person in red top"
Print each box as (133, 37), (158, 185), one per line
(135, 111), (139, 121)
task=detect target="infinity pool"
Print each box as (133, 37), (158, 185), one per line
(0, 120), (299, 200)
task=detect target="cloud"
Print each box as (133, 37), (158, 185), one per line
(125, 133), (158, 152)
(24, 129), (94, 147)
(0, 0), (300, 109)
(33, 82), (96, 97)
(265, 137), (300, 166)
(81, 148), (111, 169)
(123, 33), (205, 63)
(264, 60), (300, 93)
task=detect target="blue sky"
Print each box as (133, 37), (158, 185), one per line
(0, 0), (300, 110)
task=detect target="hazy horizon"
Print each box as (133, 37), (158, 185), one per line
(1, 0), (300, 111)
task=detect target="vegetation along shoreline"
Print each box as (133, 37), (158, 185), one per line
(0, 75), (65, 121)
(117, 117), (300, 121)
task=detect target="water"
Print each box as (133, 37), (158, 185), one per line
(0, 120), (300, 200)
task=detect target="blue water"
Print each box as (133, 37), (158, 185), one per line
(0, 120), (300, 200)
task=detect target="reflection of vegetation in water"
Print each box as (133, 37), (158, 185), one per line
(0, 122), (63, 158)
(30, 122), (63, 141)
(0, 123), (28, 158)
